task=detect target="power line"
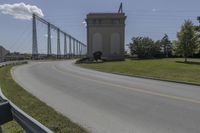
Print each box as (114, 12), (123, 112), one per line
(8, 24), (30, 52)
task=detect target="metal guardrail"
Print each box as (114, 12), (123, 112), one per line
(0, 61), (53, 133)
(0, 61), (27, 67)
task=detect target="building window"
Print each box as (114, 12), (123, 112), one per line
(112, 19), (120, 24)
(93, 19), (102, 24)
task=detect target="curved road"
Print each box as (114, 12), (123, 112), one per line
(12, 61), (200, 133)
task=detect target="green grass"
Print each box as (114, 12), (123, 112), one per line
(0, 65), (88, 133)
(79, 58), (200, 85)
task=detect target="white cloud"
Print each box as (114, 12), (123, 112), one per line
(0, 3), (44, 20)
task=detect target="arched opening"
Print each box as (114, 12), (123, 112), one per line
(92, 33), (103, 53)
(110, 33), (120, 55)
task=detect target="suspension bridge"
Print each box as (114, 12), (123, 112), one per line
(32, 13), (86, 59)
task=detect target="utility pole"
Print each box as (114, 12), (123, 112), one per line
(76, 40), (78, 57)
(57, 28), (61, 58)
(80, 44), (82, 57)
(64, 33), (67, 58)
(47, 23), (52, 56)
(79, 42), (81, 57)
(69, 36), (72, 58)
(73, 39), (75, 58)
(72, 38), (74, 58)
(32, 14), (38, 59)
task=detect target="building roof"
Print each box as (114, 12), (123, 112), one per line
(87, 13), (126, 19)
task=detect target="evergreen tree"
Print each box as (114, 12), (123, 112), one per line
(160, 34), (172, 57)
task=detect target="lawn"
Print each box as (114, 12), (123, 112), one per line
(0, 65), (88, 133)
(79, 58), (200, 85)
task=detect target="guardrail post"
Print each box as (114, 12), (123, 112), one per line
(0, 86), (53, 133)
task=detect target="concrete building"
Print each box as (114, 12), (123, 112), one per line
(86, 13), (126, 60)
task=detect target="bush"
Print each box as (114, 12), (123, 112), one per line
(129, 37), (161, 58)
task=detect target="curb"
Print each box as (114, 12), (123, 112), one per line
(108, 72), (200, 87)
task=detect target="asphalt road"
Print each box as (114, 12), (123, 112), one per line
(12, 60), (200, 133)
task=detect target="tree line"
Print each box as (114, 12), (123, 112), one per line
(129, 19), (200, 62)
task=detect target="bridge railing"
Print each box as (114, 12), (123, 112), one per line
(0, 61), (53, 133)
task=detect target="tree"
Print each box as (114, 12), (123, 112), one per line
(194, 17), (200, 57)
(172, 40), (180, 57)
(129, 37), (161, 58)
(176, 20), (199, 62)
(160, 34), (172, 57)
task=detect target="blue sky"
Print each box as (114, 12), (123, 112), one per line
(0, 0), (200, 53)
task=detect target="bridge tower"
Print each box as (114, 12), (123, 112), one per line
(32, 14), (38, 59)
(86, 3), (126, 60)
